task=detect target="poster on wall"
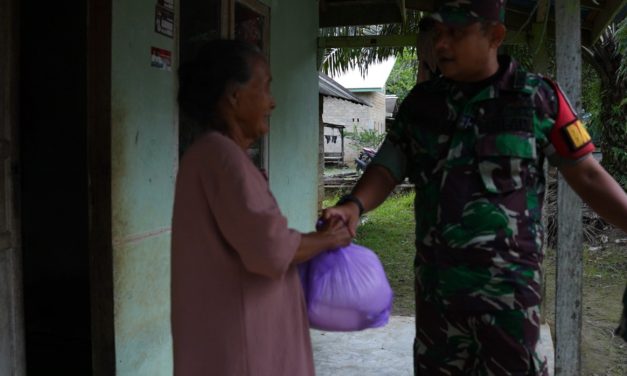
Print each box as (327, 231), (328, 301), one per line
(151, 47), (172, 71)
(155, 5), (174, 38)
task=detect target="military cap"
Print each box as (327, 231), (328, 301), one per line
(428, 0), (506, 27)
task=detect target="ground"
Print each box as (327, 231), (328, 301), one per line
(323, 166), (627, 375)
(543, 227), (627, 376)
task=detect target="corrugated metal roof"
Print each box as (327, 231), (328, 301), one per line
(319, 72), (371, 106)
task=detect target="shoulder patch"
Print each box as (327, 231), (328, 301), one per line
(562, 120), (592, 151)
(543, 77), (595, 160)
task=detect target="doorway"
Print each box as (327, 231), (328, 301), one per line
(19, 1), (92, 374)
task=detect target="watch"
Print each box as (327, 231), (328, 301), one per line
(337, 194), (365, 217)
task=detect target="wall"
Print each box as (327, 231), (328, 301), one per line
(111, 0), (178, 373)
(268, 0), (320, 231)
(322, 91), (387, 163)
(108, 0), (320, 373)
(355, 91), (387, 133)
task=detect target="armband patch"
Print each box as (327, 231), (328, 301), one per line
(562, 120), (592, 151)
(544, 77), (596, 160)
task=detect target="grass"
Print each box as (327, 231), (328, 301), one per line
(544, 242), (627, 376)
(323, 191), (627, 374)
(324, 191), (416, 316)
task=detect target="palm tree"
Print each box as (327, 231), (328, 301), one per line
(318, 11), (423, 77)
(583, 20), (627, 188)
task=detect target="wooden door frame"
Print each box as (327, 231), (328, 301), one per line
(0, 0), (25, 374)
(87, 0), (115, 374)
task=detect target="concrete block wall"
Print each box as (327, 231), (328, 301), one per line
(355, 92), (387, 134)
(322, 91), (387, 164)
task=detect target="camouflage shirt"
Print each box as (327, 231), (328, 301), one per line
(372, 56), (595, 311)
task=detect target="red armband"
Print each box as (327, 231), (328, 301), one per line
(544, 78), (595, 160)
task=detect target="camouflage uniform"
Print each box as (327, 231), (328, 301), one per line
(372, 55), (595, 375)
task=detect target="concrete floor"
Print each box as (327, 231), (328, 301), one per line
(311, 316), (555, 376)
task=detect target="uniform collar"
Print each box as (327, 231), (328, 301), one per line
(446, 55), (522, 104)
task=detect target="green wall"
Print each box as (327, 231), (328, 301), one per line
(111, 0), (177, 374)
(268, 0), (320, 232)
(109, 0), (319, 373)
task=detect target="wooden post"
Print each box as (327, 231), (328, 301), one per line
(554, 1), (583, 375)
(88, 0), (116, 374)
(0, 0), (25, 374)
(340, 127), (345, 164)
(318, 94), (325, 213)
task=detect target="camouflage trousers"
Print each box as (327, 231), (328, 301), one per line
(413, 296), (548, 376)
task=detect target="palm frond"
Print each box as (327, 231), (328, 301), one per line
(319, 11), (423, 77)
(616, 18), (627, 82)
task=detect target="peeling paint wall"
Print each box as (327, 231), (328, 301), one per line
(111, 0), (177, 374)
(268, 0), (320, 232)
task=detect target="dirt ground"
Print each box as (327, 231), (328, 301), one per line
(543, 227), (627, 376)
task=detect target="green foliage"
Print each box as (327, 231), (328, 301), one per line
(319, 11), (423, 77)
(503, 44), (535, 72)
(581, 61), (603, 142)
(345, 126), (386, 151)
(617, 18), (627, 82)
(386, 50), (418, 102)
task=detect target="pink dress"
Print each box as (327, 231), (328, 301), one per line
(171, 132), (314, 376)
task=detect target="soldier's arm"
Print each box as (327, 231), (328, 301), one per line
(351, 164), (398, 213)
(321, 165), (397, 237)
(559, 157), (627, 233)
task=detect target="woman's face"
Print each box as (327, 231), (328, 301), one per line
(232, 56), (275, 141)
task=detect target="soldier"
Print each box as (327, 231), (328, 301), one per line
(323, 0), (627, 375)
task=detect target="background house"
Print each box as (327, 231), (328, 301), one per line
(323, 57), (396, 163)
(319, 72), (370, 166)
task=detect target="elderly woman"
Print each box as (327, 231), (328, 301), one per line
(171, 39), (351, 375)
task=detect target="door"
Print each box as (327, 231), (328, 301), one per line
(0, 0), (26, 374)
(234, 0), (271, 169)
(179, 0), (271, 170)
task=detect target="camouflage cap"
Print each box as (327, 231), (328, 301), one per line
(428, 0), (506, 27)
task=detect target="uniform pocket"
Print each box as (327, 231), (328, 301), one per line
(476, 131), (536, 194)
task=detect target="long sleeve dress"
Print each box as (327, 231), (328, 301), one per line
(171, 131), (315, 376)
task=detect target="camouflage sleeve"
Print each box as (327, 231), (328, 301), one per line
(537, 78), (596, 166)
(369, 104), (411, 183)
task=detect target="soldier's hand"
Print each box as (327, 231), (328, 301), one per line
(321, 204), (360, 238)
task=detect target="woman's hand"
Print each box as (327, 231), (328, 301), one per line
(292, 216), (353, 265)
(321, 204), (360, 237)
(317, 215), (353, 249)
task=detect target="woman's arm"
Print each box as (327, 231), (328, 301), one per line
(292, 216), (352, 264)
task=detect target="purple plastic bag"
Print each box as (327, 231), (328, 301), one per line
(299, 243), (393, 331)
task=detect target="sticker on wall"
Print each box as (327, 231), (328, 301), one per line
(151, 47), (172, 71)
(155, 5), (174, 38)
